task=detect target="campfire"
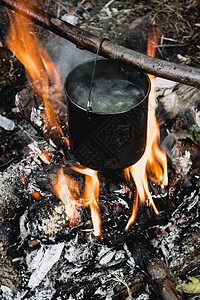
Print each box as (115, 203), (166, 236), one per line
(0, 1), (200, 299)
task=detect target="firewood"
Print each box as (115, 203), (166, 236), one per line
(126, 236), (181, 300)
(1, 0), (200, 88)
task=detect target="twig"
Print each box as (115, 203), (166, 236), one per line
(55, 0), (68, 12)
(0, 158), (14, 169)
(111, 273), (132, 300)
(157, 43), (188, 48)
(103, 0), (115, 9)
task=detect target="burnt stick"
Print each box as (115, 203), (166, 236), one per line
(126, 235), (181, 300)
(1, 0), (200, 89)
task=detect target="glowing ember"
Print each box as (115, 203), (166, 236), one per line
(32, 191), (42, 201)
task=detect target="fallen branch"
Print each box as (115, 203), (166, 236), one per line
(1, 0), (200, 89)
(126, 236), (181, 300)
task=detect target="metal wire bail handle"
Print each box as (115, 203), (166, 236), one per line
(86, 37), (109, 113)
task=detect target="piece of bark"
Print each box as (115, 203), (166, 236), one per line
(158, 84), (200, 120)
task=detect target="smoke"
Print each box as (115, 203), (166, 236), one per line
(45, 38), (102, 116)
(51, 40), (99, 84)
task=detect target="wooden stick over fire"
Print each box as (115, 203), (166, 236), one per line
(1, 0), (200, 89)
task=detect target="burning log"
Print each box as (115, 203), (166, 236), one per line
(1, 0), (200, 89)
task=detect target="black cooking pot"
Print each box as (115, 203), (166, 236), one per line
(64, 59), (150, 172)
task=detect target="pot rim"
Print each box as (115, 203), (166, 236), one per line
(64, 58), (151, 116)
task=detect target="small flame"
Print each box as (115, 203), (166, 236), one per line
(6, 8), (66, 144)
(72, 166), (101, 236)
(38, 152), (51, 164)
(54, 168), (80, 224)
(125, 26), (168, 230)
(28, 143), (51, 164)
(53, 165), (101, 236)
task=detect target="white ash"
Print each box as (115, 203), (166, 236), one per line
(30, 106), (43, 128)
(171, 142), (193, 175)
(112, 197), (129, 209)
(151, 190), (199, 269)
(64, 235), (95, 266)
(61, 14), (79, 26)
(15, 289), (56, 300)
(0, 115), (15, 131)
(94, 287), (105, 296)
(151, 221), (182, 266)
(36, 205), (66, 240)
(19, 210), (29, 242)
(0, 285), (13, 300)
(15, 93), (20, 107)
(1, 98), (198, 299)
(68, 296), (75, 300)
(98, 246), (126, 267)
(48, 237), (136, 298)
(98, 247), (115, 266)
(49, 138), (57, 149)
(75, 288), (84, 299)
(27, 243), (64, 288)
(178, 150), (193, 175)
(59, 266), (84, 281)
(186, 194), (199, 212)
(0, 162), (27, 222)
(135, 293), (150, 300)
(123, 243), (136, 269)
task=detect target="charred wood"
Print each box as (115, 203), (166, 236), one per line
(112, 272), (145, 300)
(1, 0), (200, 88)
(126, 236), (181, 300)
(16, 85), (73, 160)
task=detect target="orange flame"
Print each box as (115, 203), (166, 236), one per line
(72, 166), (101, 236)
(54, 168), (80, 224)
(6, 8), (66, 144)
(7, 8), (168, 236)
(54, 166), (101, 236)
(32, 191), (42, 201)
(125, 26), (168, 231)
(38, 152), (51, 164)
